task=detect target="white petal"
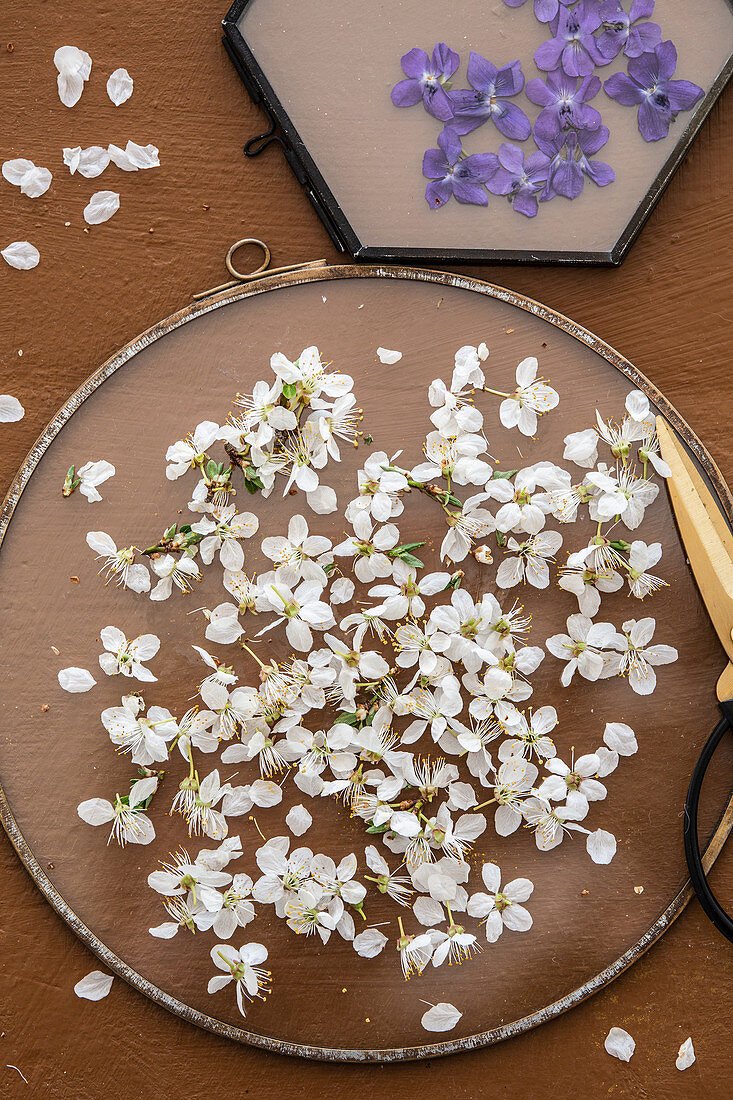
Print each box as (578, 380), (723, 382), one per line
(285, 804), (312, 836)
(586, 828), (617, 864)
(604, 1026), (635, 1062)
(2, 241), (40, 269)
(77, 797), (114, 825)
(58, 667), (96, 693)
(676, 1037), (695, 1071)
(75, 146), (111, 179)
(625, 389), (650, 422)
(250, 780), (282, 807)
(603, 722), (638, 756)
(2, 158), (35, 185)
(307, 485), (338, 515)
(18, 165), (53, 198)
(107, 67), (134, 105)
(74, 970), (113, 1001)
(352, 928), (388, 958)
(377, 348), (402, 365)
(421, 1002), (463, 1033)
(0, 395), (24, 422)
(83, 191), (120, 224)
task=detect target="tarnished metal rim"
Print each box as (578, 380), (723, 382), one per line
(1, 264), (730, 1063)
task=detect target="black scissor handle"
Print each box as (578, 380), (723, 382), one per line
(683, 698), (733, 942)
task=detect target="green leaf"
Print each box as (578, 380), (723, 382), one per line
(496, 531), (506, 547)
(493, 469), (518, 480)
(282, 382), (297, 400)
(610, 540), (631, 552)
(363, 434), (373, 445)
(366, 823), (389, 834)
(335, 712), (359, 726)
(398, 552), (424, 569)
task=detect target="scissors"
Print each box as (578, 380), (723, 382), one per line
(657, 417), (733, 941)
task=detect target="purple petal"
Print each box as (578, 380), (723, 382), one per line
(584, 158), (615, 187)
(493, 100), (532, 140)
(551, 160), (584, 199)
(391, 78), (423, 107)
(424, 82), (455, 121)
(577, 123), (610, 155)
(597, 30), (626, 62)
(425, 178), (453, 209)
(533, 127), (563, 156)
(625, 22), (662, 58)
(665, 78), (704, 113)
(466, 51), (498, 93)
(638, 97), (671, 140)
(487, 166), (516, 196)
(431, 42), (460, 80)
(422, 147), (449, 179)
(525, 77), (554, 107)
(534, 0), (559, 21)
(629, 0), (656, 19)
(437, 126), (463, 163)
(400, 47), (430, 79)
(561, 41), (598, 78)
(503, 0), (529, 5)
(627, 48), (662, 89)
(497, 142), (525, 174)
(524, 150), (551, 178)
(578, 74), (602, 102)
(534, 36), (565, 72)
(655, 40), (678, 81)
(458, 152), (500, 184)
(533, 108), (563, 142)
(604, 71), (645, 106)
(513, 188), (540, 217)
(494, 60), (525, 97)
(452, 179), (489, 205)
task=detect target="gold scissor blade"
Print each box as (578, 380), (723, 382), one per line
(656, 417), (733, 667)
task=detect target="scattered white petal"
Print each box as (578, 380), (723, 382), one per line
(676, 1037), (695, 1071)
(352, 928), (388, 958)
(74, 970), (113, 1001)
(0, 395), (24, 422)
(73, 147), (111, 179)
(2, 241), (40, 269)
(604, 1027), (635, 1062)
(58, 667), (96, 693)
(108, 141), (159, 171)
(587, 829), (617, 864)
(63, 146), (82, 173)
(2, 158), (34, 185)
(625, 389), (650, 422)
(107, 67), (133, 106)
(377, 348), (402, 365)
(285, 804), (312, 836)
(84, 191), (120, 225)
(2, 159), (52, 197)
(54, 45), (92, 108)
(421, 1002), (462, 1033)
(603, 722), (638, 756)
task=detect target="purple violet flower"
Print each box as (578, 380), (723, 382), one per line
(536, 125), (616, 200)
(448, 53), (531, 140)
(603, 41), (704, 141)
(534, 1), (607, 78)
(486, 142), (551, 218)
(391, 43), (460, 122)
(526, 72), (603, 140)
(597, 0), (662, 61)
(422, 128), (496, 208)
(500, 0), (573, 22)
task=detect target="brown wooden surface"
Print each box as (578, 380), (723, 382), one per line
(0, 1), (731, 1095)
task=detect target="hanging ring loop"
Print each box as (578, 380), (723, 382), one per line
(225, 238), (271, 281)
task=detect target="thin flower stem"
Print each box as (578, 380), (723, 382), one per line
(481, 386), (511, 398)
(240, 640), (266, 668)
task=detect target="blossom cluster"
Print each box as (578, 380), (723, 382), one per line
(391, 2), (703, 216)
(70, 340), (677, 1032)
